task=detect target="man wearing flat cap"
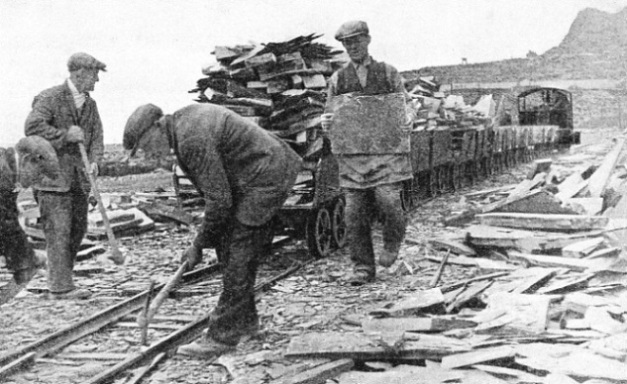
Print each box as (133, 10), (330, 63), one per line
(24, 52), (106, 300)
(123, 102), (301, 358)
(325, 20), (412, 285)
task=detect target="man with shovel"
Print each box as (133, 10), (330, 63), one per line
(123, 102), (301, 358)
(24, 52), (106, 300)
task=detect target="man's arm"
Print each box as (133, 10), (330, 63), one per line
(24, 95), (69, 150)
(180, 139), (232, 249)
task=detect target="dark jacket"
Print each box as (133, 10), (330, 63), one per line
(24, 81), (104, 192)
(167, 104), (302, 249)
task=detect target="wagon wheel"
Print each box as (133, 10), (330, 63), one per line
(306, 207), (332, 258)
(331, 197), (347, 249)
(400, 180), (414, 212)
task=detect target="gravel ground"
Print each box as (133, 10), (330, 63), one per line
(0, 127), (615, 383)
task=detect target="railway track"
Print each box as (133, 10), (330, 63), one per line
(0, 258), (306, 384)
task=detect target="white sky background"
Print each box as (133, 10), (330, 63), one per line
(1, 0), (626, 146)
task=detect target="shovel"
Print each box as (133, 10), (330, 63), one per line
(78, 142), (125, 265)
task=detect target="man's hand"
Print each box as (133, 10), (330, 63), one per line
(181, 244), (203, 271)
(66, 125), (85, 143)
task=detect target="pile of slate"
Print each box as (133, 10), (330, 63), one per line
(189, 34), (345, 151)
(271, 137), (627, 383)
(407, 78), (496, 132)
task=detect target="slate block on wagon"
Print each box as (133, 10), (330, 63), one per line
(327, 92), (410, 155)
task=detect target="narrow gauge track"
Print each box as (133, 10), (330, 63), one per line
(0, 260), (305, 384)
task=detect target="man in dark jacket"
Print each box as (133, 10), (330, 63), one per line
(24, 52), (106, 300)
(124, 103), (302, 358)
(325, 20), (412, 285)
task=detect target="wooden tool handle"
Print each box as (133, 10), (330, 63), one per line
(78, 143), (125, 265)
(137, 261), (189, 330)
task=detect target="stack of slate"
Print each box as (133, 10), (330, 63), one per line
(409, 86), (495, 132)
(190, 34), (345, 148)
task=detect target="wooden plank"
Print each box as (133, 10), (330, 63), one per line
(467, 225), (603, 253)
(284, 332), (470, 361)
(515, 350), (627, 381)
(88, 210), (135, 227)
(563, 197), (603, 215)
(535, 273), (593, 294)
(428, 238), (476, 256)
(509, 267), (557, 294)
(508, 251), (595, 272)
(490, 189), (576, 214)
(446, 281), (492, 313)
(526, 158), (552, 179)
(587, 138), (626, 197)
(476, 213), (608, 232)
(440, 346), (515, 369)
(555, 176), (587, 201)
(370, 288), (445, 317)
(584, 307), (627, 334)
(439, 272), (510, 294)
(244, 52), (276, 68)
(138, 202), (193, 226)
(272, 359), (354, 384)
(336, 364), (464, 384)
(485, 293), (551, 333)
(562, 237), (605, 258)
(472, 364), (543, 382)
(362, 317), (477, 334)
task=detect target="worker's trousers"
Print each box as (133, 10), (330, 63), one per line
(36, 181), (88, 293)
(0, 191), (37, 277)
(205, 219), (272, 346)
(344, 182), (407, 276)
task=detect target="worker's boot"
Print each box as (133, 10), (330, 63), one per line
(47, 288), (91, 300)
(378, 249), (399, 268)
(177, 337), (235, 359)
(12, 251), (47, 285)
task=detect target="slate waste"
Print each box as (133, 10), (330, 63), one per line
(253, 136), (627, 384)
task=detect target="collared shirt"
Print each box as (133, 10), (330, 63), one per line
(327, 56), (405, 99)
(66, 78), (86, 110)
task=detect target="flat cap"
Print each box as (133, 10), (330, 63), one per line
(67, 52), (107, 72)
(335, 20), (369, 41)
(123, 104), (164, 156)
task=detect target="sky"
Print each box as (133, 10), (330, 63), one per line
(1, 0), (627, 147)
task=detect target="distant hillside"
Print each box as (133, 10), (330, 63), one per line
(403, 7), (627, 85)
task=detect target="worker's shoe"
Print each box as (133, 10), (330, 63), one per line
(378, 249), (398, 268)
(346, 270), (374, 286)
(47, 288), (91, 300)
(177, 338), (235, 359)
(12, 252), (47, 285)
(240, 323), (261, 342)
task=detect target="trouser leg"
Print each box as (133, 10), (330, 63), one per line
(374, 182), (407, 254)
(0, 192), (37, 275)
(206, 219), (271, 346)
(345, 188), (376, 276)
(39, 186), (87, 293)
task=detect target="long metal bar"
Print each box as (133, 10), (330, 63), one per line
(83, 262), (306, 384)
(0, 263), (221, 369)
